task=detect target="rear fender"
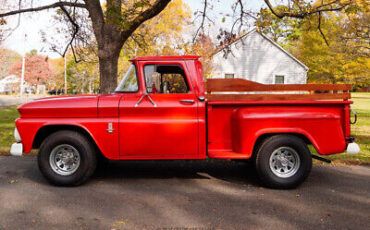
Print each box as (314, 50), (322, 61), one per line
(231, 107), (346, 156)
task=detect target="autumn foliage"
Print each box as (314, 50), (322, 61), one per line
(256, 0), (369, 89)
(184, 33), (215, 78)
(9, 54), (54, 87)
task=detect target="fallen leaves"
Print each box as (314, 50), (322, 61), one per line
(8, 179), (18, 184)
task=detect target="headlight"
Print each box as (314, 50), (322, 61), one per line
(14, 128), (21, 142)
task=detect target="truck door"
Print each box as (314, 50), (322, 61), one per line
(119, 61), (199, 158)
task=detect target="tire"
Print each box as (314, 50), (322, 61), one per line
(38, 130), (97, 186)
(254, 135), (312, 189)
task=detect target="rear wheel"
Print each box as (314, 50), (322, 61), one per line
(254, 135), (312, 189)
(38, 130), (97, 186)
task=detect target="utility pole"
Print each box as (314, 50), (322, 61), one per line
(20, 33), (27, 97)
(64, 48), (67, 95)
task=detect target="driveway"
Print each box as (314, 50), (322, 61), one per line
(0, 95), (42, 107)
(0, 156), (369, 230)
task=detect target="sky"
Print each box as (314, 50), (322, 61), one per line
(1, 0), (265, 59)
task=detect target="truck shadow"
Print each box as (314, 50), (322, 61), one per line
(93, 159), (260, 186)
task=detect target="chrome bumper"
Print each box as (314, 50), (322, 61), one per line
(10, 143), (23, 156)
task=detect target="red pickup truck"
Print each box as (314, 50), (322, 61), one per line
(10, 56), (360, 188)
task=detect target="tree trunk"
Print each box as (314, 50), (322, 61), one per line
(84, 0), (172, 94)
(98, 50), (120, 94)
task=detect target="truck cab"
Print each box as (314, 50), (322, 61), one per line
(113, 56), (206, 159)
(10, 55), (360, 188)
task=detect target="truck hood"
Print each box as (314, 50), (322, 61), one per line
(18, 95), (99, 118)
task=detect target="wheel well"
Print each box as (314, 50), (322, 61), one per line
(33, 125), (103, 156)
(252, 133), (312, 156)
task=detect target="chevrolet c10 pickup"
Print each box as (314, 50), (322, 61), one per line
(10, 55), (360, 188)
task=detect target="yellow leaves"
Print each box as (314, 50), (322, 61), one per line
(121, 0), (191, 58)
(140, 0), (191, 36)
(111, 218), (129, 229)
(291, 10), (369, 85)
(8, 179), (18, 184)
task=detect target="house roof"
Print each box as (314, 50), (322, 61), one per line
(213, 29), (309, 71)
(130, 55), (201, 61)
(0, 75), (20, 84)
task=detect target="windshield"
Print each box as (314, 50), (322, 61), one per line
(115, 64), (138, 92)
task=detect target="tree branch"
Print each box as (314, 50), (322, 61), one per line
(232, 0), (256, 35)
(193, 0), (208, 43)
(121, 0), (171, 42)
(0, 1), (86, 18)
(318, 12), (329, 46)
(263, 0), (348, 19)
(59, 5), (81, 62)
(84, 0), (105, 44)
(0, 0), (23, 41)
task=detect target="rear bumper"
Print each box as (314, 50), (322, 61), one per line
(347, 142), (360, 155)
(10, 143), (23, 156)
(345, 136), (360, 155)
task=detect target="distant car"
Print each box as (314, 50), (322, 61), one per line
(48, 89), (57, 95)
(48, 89), (65, 95)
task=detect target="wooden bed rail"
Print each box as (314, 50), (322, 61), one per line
(204, 79), (351, 101)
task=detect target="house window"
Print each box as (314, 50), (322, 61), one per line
(225, 73), (234, 79)
(275, 75), (285, 84)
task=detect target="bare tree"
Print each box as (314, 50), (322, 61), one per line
(193, 0), (353, 48)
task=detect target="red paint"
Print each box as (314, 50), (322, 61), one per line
(15, 56), (353, 160)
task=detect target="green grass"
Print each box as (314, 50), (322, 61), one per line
(0, 106), (19, 155)
(0, 94), (369, 164)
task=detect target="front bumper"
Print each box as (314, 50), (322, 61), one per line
(10, 143), (23, 156)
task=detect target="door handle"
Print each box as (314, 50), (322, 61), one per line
(179, 99), (195, 104)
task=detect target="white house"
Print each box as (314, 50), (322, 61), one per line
(212, 29), (308, 84)
(0, 75), (20, 93)
(0, 75), (31, 94)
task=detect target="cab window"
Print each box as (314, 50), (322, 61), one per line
(143, 64), (189, 94)
(115, 64), (139, 92)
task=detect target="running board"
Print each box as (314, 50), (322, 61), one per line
(312, 155), (331, 163)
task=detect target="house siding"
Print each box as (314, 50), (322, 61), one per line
(212, 30), (307, 84)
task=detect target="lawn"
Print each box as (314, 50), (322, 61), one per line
(0, 93), (369, 164)
(0, 106), (19, 155)
(320, 92), (370, 165)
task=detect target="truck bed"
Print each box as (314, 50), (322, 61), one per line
(205, 79), (352, 159)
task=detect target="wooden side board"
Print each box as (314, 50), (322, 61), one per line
(204, 79), (351, 101)
(207, 93), (351, 101)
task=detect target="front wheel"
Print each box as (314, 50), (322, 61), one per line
(254, 135), (312, 189)
(38, 130), (97, 186)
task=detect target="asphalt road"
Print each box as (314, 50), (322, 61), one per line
(0, 156), (369, 230)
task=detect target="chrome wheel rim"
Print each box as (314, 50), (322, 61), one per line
(49, 144), (80, 176)
(269, 147), (300, 178)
